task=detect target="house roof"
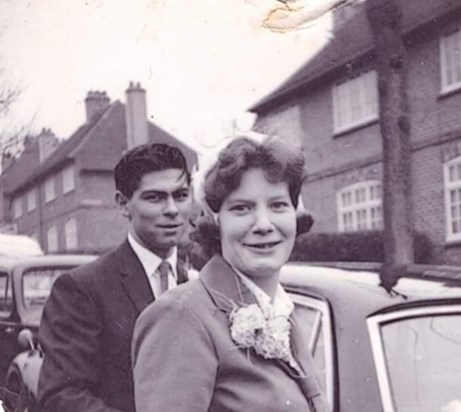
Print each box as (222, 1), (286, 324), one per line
(2, 101), (198, 195)
(250, 0), (461, 114)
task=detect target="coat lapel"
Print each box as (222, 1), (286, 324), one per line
(199, 255), (258, 313)
(117, 240), (154, 313)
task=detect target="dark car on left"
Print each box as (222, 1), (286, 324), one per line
(0, 254), (97, 408)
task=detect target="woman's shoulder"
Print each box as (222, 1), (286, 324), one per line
(138, 279), (210, 324)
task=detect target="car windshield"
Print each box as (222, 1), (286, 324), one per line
(379, 311), (461, 412)
(22, 267), (70, 310)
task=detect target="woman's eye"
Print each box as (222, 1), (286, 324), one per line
(271, 201), (289, 210)
(229, 204), (250, 212)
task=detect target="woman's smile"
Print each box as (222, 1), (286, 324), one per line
(219, 168), (297, 283)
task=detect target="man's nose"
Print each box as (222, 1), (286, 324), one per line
(252, 207), (274, 234)
(163, 196), (179, 216)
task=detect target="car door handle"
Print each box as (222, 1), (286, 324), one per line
(3, 326), (15, 335)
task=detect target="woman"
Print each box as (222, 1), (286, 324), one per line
(132, 137), (328, 412)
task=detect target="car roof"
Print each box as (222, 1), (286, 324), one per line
(281, 262), (461, 314)
(0, 254), (98, 271)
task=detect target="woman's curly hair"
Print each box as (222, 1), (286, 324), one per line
(192, 136), (313, 258)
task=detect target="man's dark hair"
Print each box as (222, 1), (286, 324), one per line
(114, 143), (190, 198)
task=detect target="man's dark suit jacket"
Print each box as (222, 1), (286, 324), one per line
(38, 240), (187, 412)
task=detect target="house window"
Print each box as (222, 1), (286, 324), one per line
(47, 225), (58, 253)
(44, 176), (56, 203)
(27, 189), (37, 212)
(333, 70), (378, 133)
(12, 197), (22, 219)
(440, 29), (461, 93)
(62, 165), (75, 194)
(65, 218), (78, 251)
(443, 158), (461, 241)
(337, 181), (382, 232)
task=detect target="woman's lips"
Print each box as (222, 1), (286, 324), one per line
(244, 241), (282, 250)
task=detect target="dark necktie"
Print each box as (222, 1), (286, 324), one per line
(158, 260), (172, 294)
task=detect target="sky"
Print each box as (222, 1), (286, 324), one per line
(0, 0), (334, 152)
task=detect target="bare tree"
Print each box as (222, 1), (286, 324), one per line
(366, 0), (413, 291)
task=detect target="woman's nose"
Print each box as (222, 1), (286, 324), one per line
(252, 207), (274, 233)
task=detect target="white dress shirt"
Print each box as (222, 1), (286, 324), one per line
(127, 233), (178, 298)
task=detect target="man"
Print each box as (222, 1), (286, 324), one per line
(38, 143), (194, 412)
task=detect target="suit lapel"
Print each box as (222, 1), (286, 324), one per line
(117, 240), (154, 313)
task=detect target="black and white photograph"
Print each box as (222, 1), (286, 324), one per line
(0, 0), (461, 411)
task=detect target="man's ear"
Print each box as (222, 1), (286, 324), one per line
(115, 191), (130, 218)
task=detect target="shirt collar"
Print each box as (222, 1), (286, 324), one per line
(232, 266), (294, 318)
(127, 233), (178, 278)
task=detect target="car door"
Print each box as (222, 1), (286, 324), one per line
(368, 303), (461, 412)
(0, 269), (18, 384)
(290, 293), (334, 411)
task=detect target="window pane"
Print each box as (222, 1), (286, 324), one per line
(381, 314), (461, 412)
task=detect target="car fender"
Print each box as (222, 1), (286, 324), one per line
(7, 350), (43, 397)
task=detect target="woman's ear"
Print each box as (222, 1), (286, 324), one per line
(115, 191), (130, 219)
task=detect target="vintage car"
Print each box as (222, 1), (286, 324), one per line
(0, 254), (97, 409)
(282, 262), (461, 412)
(6, 259), (461, 412)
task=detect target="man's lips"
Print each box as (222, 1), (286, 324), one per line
(157, 223), (182, 230)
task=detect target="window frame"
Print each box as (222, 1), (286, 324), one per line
(0, 270), (13, 317)
(62, 164), (75, 194)
(27, 188), (37, 212)
(64, 218), (78, 251)
(337, 181), (382, 232)
(46, 225), (58, 253)
(44, 176), (56, 203)
(440, 28), (461, 94)
(290, 293), (334, 410)
(12, 196), (22, 219)
(367, 304), (461, 412)
(443, 158), (461, 242)
(332, 70), (379, 134)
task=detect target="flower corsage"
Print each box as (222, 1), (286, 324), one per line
(229, 303), (292, 361)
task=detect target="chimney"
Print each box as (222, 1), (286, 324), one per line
(125, 81), (148, 149)
(85, 90), (110, 122)
(38, 128), (59, 163)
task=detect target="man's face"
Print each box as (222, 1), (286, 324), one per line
(117, 168), (193, 257)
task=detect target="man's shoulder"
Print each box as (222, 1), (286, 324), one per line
(65, 243), (127, 283)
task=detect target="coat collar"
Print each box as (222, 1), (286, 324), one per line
(117, 240), (154, 313)
(199, 255), (258, 312)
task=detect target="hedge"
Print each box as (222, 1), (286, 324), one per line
(290, 230), (433, 263)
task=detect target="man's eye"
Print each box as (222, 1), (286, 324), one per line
(144, 195), (162, 202)
(174, 191), (189, 201)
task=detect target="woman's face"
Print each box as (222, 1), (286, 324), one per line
(218, 168), (297, 283)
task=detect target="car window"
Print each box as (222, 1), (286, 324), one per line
(0, 271), (13, 316)
(368, 305), (461, 412)
(22, 267), (70, 309)
(290, 294), (333, 409)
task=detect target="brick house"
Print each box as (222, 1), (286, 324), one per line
(0, 83), (197, 254)
(250, 0), (461, 263)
